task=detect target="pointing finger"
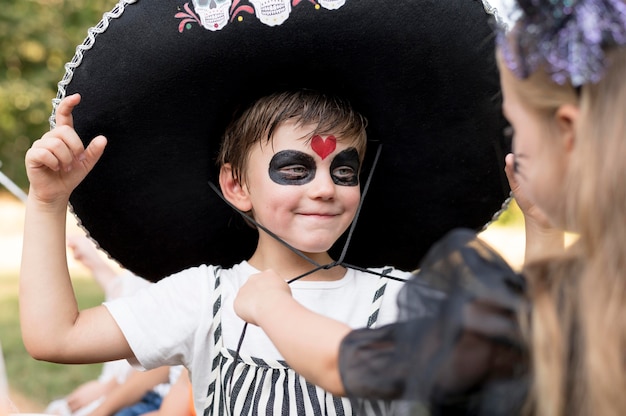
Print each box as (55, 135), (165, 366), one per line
(78, 135), (108, 173)
(54, 93), (82, 128)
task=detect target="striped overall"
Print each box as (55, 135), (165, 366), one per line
(203, 268), (396, 416)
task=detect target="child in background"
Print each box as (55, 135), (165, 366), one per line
(88, 365), (180, 416)
(233, 0), (626, 415)
(143, 368), (195, 416)
(20, 89), (413, 415)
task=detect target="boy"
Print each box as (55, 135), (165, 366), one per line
(21, 89), (413, 415)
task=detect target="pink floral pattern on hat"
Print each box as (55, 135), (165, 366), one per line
(176, 0), (345, 32)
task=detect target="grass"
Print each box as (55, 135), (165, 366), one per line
(0, 272), (105, 409)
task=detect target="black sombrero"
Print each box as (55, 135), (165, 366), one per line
(55, 0), (510, 282)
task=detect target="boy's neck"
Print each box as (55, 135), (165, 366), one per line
(247, 248), (346, 282)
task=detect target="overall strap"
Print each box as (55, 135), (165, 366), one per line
(366, 268), (392, 329)
(204, 266), (223, 415)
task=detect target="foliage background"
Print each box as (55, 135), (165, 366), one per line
(1, 272), (104, 410)
(1, 0), (119, 409)
(0, 0), (118, 189)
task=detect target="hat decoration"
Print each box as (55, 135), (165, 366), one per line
(54, 0), (511, 282)
(175, 0), (342, 32)
(497, 0), (626, 86)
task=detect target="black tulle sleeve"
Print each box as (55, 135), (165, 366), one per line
(339, 228), (530, 415)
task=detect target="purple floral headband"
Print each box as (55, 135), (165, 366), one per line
(497, 0), (626, 86)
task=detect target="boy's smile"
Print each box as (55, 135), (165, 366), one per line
(242, 120), (362, 255)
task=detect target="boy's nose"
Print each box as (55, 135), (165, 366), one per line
(308, 171), (336, 200)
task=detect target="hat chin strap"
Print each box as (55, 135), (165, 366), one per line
(214, 142), (417, 394)
(208, 142), (397, 283)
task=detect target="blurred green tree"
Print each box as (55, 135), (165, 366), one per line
(0, 0), (117, 190)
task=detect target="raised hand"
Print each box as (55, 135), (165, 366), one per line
(505, 153), (552, 229)
(505, 153), (564, 262)
(20, 94), (134, 365)
(25, 93), (107, 205)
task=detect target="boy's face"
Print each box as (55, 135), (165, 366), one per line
(242, 119), (362, 254)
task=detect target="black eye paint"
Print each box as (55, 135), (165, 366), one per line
(269, 150), (317, 185)
(330, 148), (360, 186)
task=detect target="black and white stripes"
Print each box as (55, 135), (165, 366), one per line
(204, 268), (395, 415)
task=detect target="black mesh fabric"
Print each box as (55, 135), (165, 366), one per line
(340, 229), (529, 415)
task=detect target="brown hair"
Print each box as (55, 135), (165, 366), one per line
(500, 47), (626, 416)
(217, 89), (368, 184)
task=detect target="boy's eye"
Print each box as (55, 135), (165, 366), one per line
(280, 165), (310, 180)
(330, 148), (360, 186)
(331, 166), (358, 186)
(269, 150), (316, 185)
(268, 148), (360, 187)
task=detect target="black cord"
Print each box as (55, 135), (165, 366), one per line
(211, 142), (417, 398)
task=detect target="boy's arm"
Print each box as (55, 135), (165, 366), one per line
(20, 93), (132, 364)
(234, 270), (350, 395)
(504, 153), (565, 264)
(67, 234), (121, 295)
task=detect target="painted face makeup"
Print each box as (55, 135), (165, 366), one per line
(330, 148), (360, 186)
(310, 135), (337, 160)
(268, 148), (360, 186)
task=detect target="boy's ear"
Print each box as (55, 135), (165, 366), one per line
(219, 163), (252, 212)
(555, 103), (579, 153)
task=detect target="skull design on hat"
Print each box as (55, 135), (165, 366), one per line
(249, 0), (292, 26)
(182, 0), (348, 31)
(318, 0), (345, 10)
(192, 0), (231, 31)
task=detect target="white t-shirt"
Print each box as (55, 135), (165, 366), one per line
(105, 261), (411, 415)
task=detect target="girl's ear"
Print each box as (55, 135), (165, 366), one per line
(555, 103), (579, 154)
(219, 163), (252, 212)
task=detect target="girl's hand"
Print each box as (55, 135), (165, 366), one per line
(25, 93), (107, 205)
(505, 153), (565, 261)
(505, 153), (552, 229)
(234, 269), (292, 326)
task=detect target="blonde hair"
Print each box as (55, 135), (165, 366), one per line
(500, 47), (626, 416)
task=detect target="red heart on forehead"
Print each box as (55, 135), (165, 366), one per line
(310, 135), (337, 160)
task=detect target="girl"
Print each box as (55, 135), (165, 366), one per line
(502, 0), (626, 413)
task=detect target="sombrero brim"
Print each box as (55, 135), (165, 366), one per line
(58, 0), (510, 282)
